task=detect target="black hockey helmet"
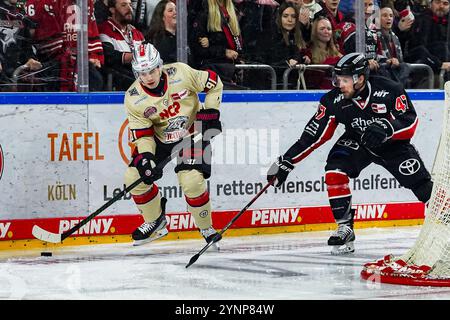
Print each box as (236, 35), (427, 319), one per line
(333, 52), (369, 84)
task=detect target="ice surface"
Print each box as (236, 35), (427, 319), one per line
(1, 226), (450, 300)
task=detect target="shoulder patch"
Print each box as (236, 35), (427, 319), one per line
(166, 67), (177, 77)
(128, 87), (139, 96)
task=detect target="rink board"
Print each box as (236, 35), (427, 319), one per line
(0, 91), (443, 248)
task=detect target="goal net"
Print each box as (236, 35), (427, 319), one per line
(361, 82), (450, 286)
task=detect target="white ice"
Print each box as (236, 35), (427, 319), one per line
(1, 226), (450, 300)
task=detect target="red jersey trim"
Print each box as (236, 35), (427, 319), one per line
(392, 117), (418, 140)
(292, 116), (337, 164)
(131, 127), (155, 141)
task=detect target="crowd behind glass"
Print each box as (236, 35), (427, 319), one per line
(0, 0), (447, 92)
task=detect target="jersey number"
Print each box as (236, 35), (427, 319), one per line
(395, 95), (408, 112)
(315, 104), (326, 120)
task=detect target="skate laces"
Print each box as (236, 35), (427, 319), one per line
(333, 224), (352, 238)
(138, 221), (156, 234)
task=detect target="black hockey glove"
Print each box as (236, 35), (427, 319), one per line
(133, 152), (162, 184)
(267, 156), (294, 188)
(196, 108), (222, 141)
(361, 119), (393, 149)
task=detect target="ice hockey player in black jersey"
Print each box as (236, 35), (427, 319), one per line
(267, 52), (433, 255)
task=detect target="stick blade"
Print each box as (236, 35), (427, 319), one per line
(185, 254), (199, 268)
(32, 225), (62, 243)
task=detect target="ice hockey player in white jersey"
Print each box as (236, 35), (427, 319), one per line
(267, 53), (433, 255)
(124, 43), (224, 246)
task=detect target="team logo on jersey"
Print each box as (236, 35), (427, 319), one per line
(398, 158), (421, 176)
(0, 144), (4, 181)
(164, 116), (189, 142)
(371, 103), (387, 114)
(166, 67), (177, 77)
(143, 107), (157, 118)
(128, 87), (139, 96)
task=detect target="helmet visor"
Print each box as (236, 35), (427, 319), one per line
(332, 74), (357, 88)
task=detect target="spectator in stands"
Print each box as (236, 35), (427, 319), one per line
(98, 0), (145, 91)
(392, 0), (429, 15)
(65, 0), (105, 91)
(264, 1), (310, 88)
(302, 0), (322, 19)
(95, 0), (110, 24)
(334, 0), (382, 75)
(26, 0), (104, 91)
(339, 0), (356, 20)
(377, 5), (411, 87)
(364, 0), (382, 74)
(398, 0), (450, 87)
(294, 1), (325, 42)
(189, 0), (244, 89)
(131, 0), (159, 33)
(236, 0), (278, 64)
(317, 0), (346, 32)
(0, 0), (42, 91)
(146, 0), (177, 63)
(304, 16), (342, 89)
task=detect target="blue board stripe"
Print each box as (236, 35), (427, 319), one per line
(0, 90), (444, 105)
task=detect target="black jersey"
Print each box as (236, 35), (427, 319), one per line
(284, 76), (419, 164)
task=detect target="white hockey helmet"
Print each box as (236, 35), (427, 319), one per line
(131, 43), (163, 79)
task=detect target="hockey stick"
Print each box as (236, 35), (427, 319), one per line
(32, 131), (203, 243)
(185, 177), (276, 268)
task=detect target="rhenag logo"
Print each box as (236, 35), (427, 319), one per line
(0, 144), (4, 181)
(350, 117), (381, 131)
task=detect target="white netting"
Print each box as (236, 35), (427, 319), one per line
(361, 82), (450, 285)
(399, 82), (450, 278)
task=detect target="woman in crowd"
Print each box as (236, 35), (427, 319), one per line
(264, 1), (310, 89)
(189, 0), (244, 88)
(304, 16), (342, 89)
(146, 0), (177, 63)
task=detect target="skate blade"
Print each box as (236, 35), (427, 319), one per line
(132, 228), (169, 246)
(330, 242), (355, 255)
(209, 242), (220, 252)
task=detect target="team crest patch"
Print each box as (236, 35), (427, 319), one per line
(144, 107), (157, 118)
(166, 67), (177, 77)
(128, 87), (139, 96)
(371, 103), (387, 113)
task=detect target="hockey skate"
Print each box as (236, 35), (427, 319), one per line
(132, 198), (168, 246)
(200, 226), (222, 251)
(328, 223), (355, 255)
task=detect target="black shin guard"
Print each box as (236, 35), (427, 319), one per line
(329, 195), (354, 226)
